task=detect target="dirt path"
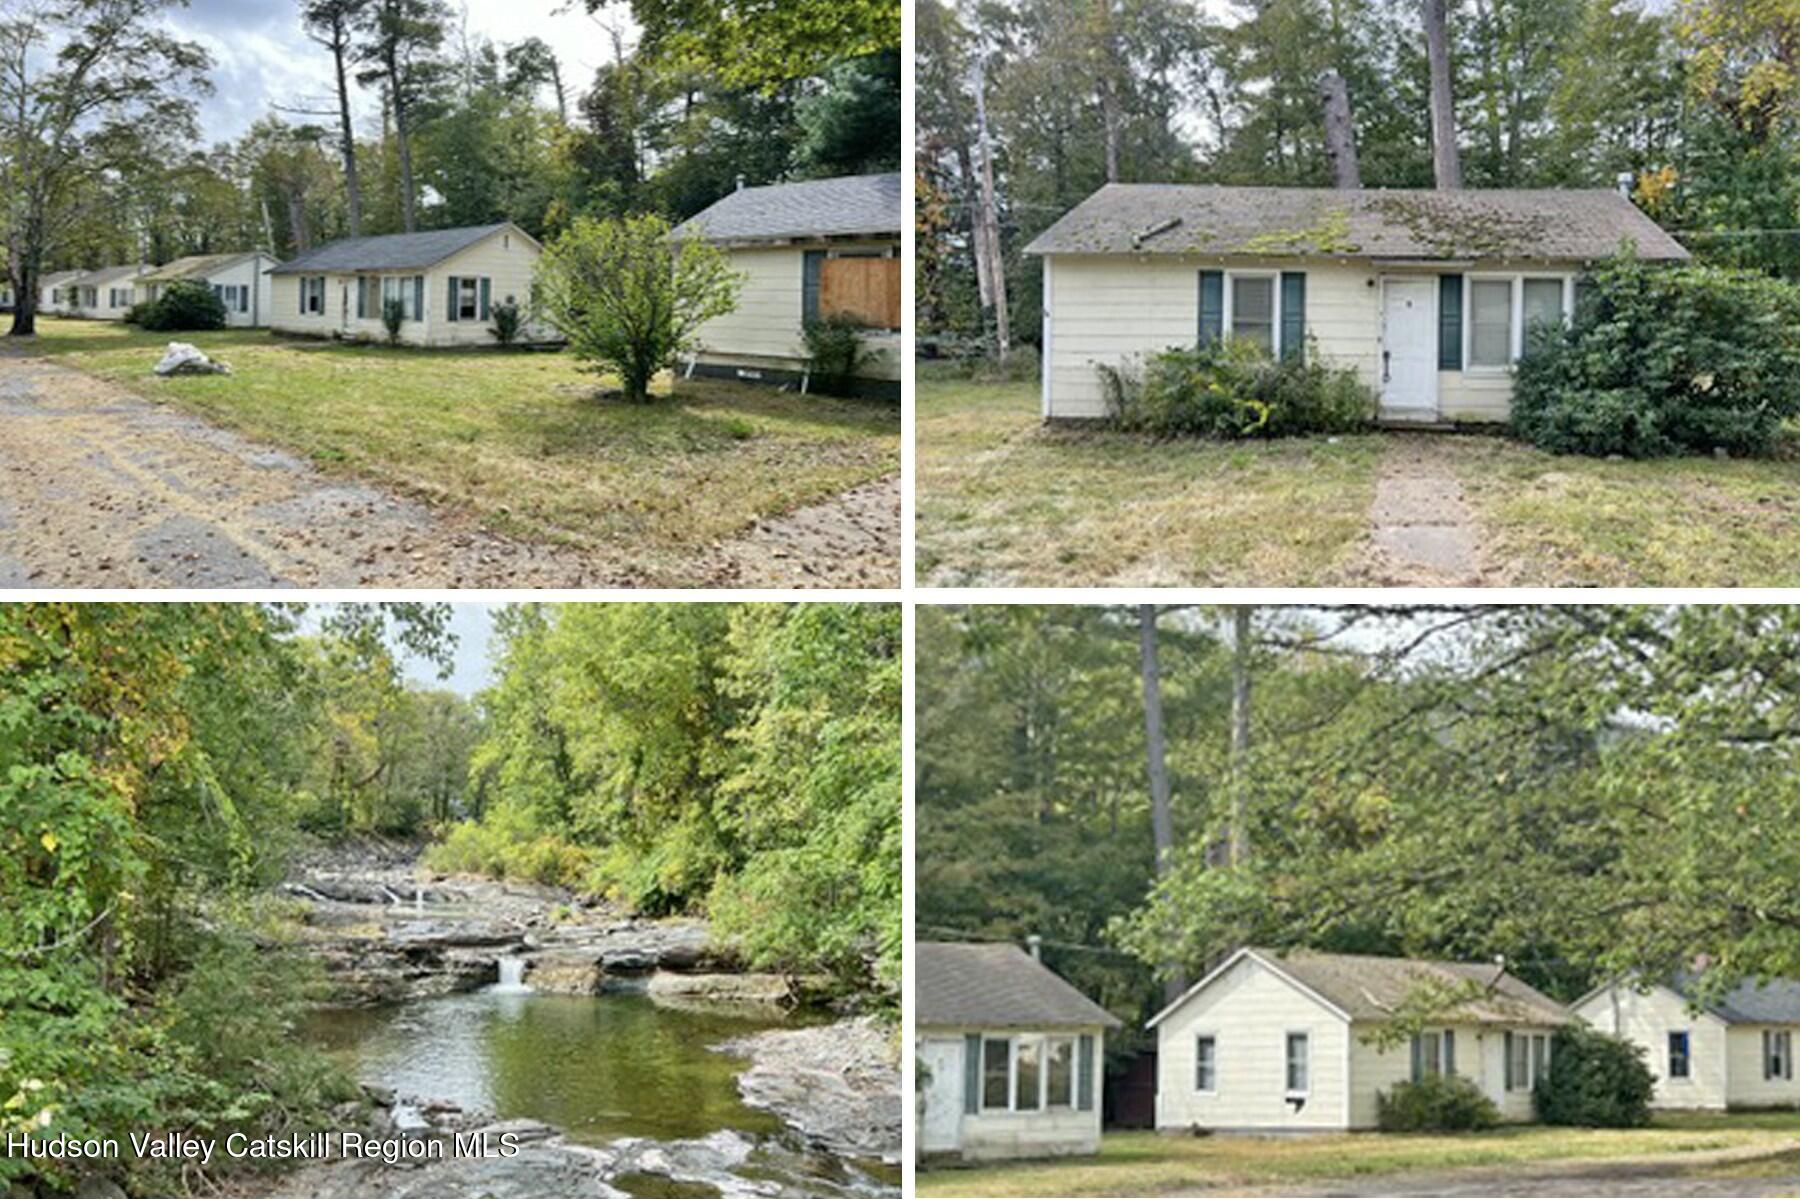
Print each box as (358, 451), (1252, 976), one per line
(1346, 436), (1491, 585)
(0, 354), (897, 588)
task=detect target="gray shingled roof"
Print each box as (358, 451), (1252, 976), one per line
(1024, 185), (1690, 262)
(271, 224), (515, 275)
(1674, 975), (1800, 1024)
(673, 173), (902, 243)
(1153, 948), (1573, 1028)
(141, 252), (267, 284)
(71, 264), (149, 287)
(40, 270), (85, 287)
(918, 941), (1122, 1029)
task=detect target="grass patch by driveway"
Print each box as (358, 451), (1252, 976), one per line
(23, 319), (898, 567)
(916, 375), (1800, 587)
(916, 377), (1383, 586)
(917, 1114), (1800, 1198)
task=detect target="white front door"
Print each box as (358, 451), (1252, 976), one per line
(919, 1037), (964, 1153)
(1380, 277), (1438, 420)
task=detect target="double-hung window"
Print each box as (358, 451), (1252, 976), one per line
(1230, 274), (1276, 354)
(1195, 1034), (1217, 1093)
(981, 1038), (1010, 1110)
(458, 277), (481, 321)
(1045, 1037), (1075, 1107)
(981, 1034), (1079, 1112)
(1764, 1030), (1793, 1081)
(1285, 1032), (1309, 1095)
(382, 276), (418, 321)
(1467, 279), (1514, 368)
(1014, 1038), (1042, 1111)
(1668, 1031), (1691, 1079)
(303, 276), (325, 315)
(1413, 1029), (1455, 1078)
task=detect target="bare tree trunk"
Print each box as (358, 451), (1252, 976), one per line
(971, 50), (1011, 361)
(957, 141), (992, 312)
(1424, 0), (1462, 188)
(384, 59), (418, 232)
(1095, 0), (1123, 182)
(1138, 605), (1186, 1004)
(1228, 606), (1253, 866)
(330, 29), (364, 236)
(1318, 69), (1362, 189)
(548, 52), (568, 123)
(286, 189), (312, 253)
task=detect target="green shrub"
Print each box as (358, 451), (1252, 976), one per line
(122, 301), (151, 326)
(1376, 1072), (1501, 1132)
(381, 297), (405, 346)
(423, 816), (590, 887)
(1513, 254), (1800, 458)
(489, 299), (525, 347)
(802, 315), (871, 396)
(1534, 1026), (1655, 1127)
(1099, 338), (1375, 438)
(138, 280), (226, 332)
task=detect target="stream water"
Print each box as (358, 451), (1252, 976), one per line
(304, 989), (795, 1145)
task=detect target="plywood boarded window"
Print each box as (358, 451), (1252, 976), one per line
(818, 255), (900, 331)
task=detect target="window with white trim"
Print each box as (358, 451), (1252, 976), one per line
(458, 277), (481, 321)
(1468, 278), (1514, 368)
(1195, 1034), (1217, 1092)
(1014, 1037), (1042, 1111)
(1522, 277), (1566, 332)
(981, 1037), (1010, 1110)
(1764, 1030), (1792, 1081)
(1285, 1032), (1309, 1094)
(1231, 274), (1276, 354)
(382, 276), (419, 321)
(304, 276), (325, 315)
(1668, 1030), (1691, 1079)
(1045, 1037), (1075, 1107)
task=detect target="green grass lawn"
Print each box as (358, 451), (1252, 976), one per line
(20, 319), (899, 564)
(915, 376), (1385, 586)
(917, 1113), (1800, 1198)
(916, 374), (1800, 587)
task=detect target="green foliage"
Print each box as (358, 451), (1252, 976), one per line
(1376, 1073), (1502, 1132)
(138, 280), (227, 332)
(381, 296), (406, 345)
(533, 213), (743, 402)
(794, 50), (902, 175)
(489, 298), (525, 346)
(1100, 340), (1375, 438)
(1513, 255), (1800, 457)
(592, 0), (901, 93)
(433, 603), (901, 989)
(1534, 1027), (1655, 1127)
(802, 315), (871, 396)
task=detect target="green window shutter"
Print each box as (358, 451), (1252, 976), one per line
(802, 250), (824, 323)
(357, 278), (367, 320)
(1438, 274), (1463, 370)
(1279, 271), (1306, 360)
(1410, 1034), (1422, 1082)
(1198, 269), (1224, 344)
(963, 1035), (982, 1114)
(1504, 1032), (1515, 1090)
(480, 277), (491, 321)
(446, 276), (459, 322)
(1077, 1034), (1095, 1111)
(298, 277), (305, 312)
(414, 275), (424, 321)
(1444, 1030), (1455, 1076)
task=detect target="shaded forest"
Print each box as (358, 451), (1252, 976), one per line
(917, 605), (1800, 1040)
(916, 0), (1800, 350)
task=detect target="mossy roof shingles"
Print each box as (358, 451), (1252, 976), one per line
(1024, 184), (1690, 262)
(673, 173), (902, 243)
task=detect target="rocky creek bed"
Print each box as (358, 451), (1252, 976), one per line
(254, 848), (901, 1199)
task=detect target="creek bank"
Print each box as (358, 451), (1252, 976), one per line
(714, 1017), (901, 1164)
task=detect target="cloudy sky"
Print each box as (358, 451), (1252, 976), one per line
(163, 0), (627, 143)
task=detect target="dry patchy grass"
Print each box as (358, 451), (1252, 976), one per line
(915, 377), (1383, 586)
(23, 318), (899, 553)
(918, 1115), (1800, 1198)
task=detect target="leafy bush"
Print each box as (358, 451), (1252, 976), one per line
(534, 213), (743, 402)
(1513, 255), (1800, 458)
(122, 301), (151, 326)
(489, 299), (525, 347)
(381, 297), (406, 346)
(802, 315), (871, 396)
(138, 280), (226, 332)
(425, 812), (591, 887)
(1376, 1072), (1502, 1132)
(1534, 1026), (1655, 1127)
(1099, 338), (1375, 438)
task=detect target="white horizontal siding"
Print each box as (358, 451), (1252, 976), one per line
(1726, 1026), (1800, 1108)
(692, 240), (900, 382)
(1575, 985), (1729, 1110)
(918, 1024), (1107, 1160)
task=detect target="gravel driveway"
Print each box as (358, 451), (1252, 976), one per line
(0, 354), (898, 588)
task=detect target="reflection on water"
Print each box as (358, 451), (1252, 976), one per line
(303, 990), (792, 1145)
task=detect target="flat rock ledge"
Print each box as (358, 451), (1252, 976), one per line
(714, 1016), (901, 1163)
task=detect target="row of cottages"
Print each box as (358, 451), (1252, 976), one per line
(915, 941), (1120, 1161)
(267, 223), (544, 347)
(1577, 976), (1800, 1110)
(674, 172), (902, 399)
(1025, 185), (1688, 425)
(922, 942), (1800, 1162)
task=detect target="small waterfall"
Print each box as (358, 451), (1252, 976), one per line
(493, 955), (531, 993)
(414, 885), (424, 913)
